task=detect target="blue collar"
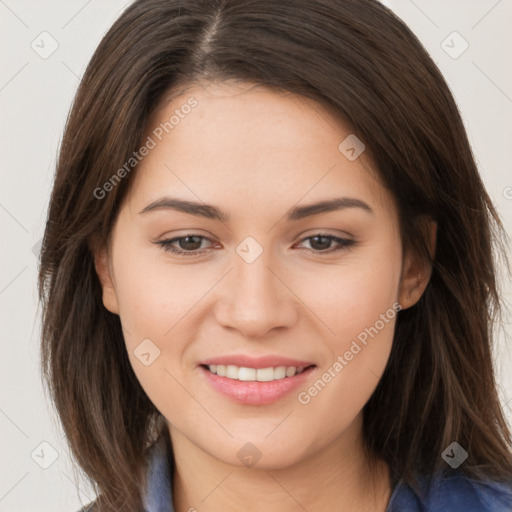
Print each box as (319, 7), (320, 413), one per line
(142, 436), (175, 512)
(141, 435), (512, 512)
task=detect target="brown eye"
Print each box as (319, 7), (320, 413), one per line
(297, 234), (355, 253)
(156, 235), (213, 256)
(174, 235), (204, 251)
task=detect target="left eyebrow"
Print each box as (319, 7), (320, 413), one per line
(138, 196), (374, 222)
(285, 197), (374, 221)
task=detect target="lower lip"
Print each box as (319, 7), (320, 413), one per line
(200, 365), (317, 405)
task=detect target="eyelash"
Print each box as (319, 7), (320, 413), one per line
(155, 233), (355, 257)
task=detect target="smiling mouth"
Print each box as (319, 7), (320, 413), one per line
(199, 363), (318, 405)
(200, 363), (316, 382)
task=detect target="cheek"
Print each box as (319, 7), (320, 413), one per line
(112, 239), (200, 339)
(112, 258), (196, 416)
(291, 241), (401, 407)
(294, 241), (402, 344)
(109, 240), (198, 391)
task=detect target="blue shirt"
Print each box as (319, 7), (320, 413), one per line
(81, 435), (512, 511)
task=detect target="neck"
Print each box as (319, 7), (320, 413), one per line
(169, 414), (392, 512)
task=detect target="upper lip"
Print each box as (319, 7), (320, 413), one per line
(200, 354), (316, 369)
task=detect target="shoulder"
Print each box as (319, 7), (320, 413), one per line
(387, 472), (512, 512)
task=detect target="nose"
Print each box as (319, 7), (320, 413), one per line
(214, 252), (298, 339)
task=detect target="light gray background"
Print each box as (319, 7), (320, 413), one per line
(1, 1), (511, 510)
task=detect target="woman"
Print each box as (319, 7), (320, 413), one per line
(38, 0), (512, 511)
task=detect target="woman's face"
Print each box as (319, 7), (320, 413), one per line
(96, 80), (427, 469)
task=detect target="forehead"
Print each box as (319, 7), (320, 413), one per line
(125, 80), (394, 217)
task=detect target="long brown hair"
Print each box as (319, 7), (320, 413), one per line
(38, 0), (512, 510)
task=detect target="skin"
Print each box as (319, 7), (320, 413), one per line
(94, 80), (435, 512)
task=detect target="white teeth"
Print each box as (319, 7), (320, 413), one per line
(226, 365), (239, 379)
(238, 367), (256, 381)
(255, 367), (275, 382)
(206, 364), (309, 381)
(273, 366), (286, 379)
(285, 366), (297, 377)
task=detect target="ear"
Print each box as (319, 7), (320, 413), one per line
(398, 220), (437, 310)
(91, 238), (120, 315)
